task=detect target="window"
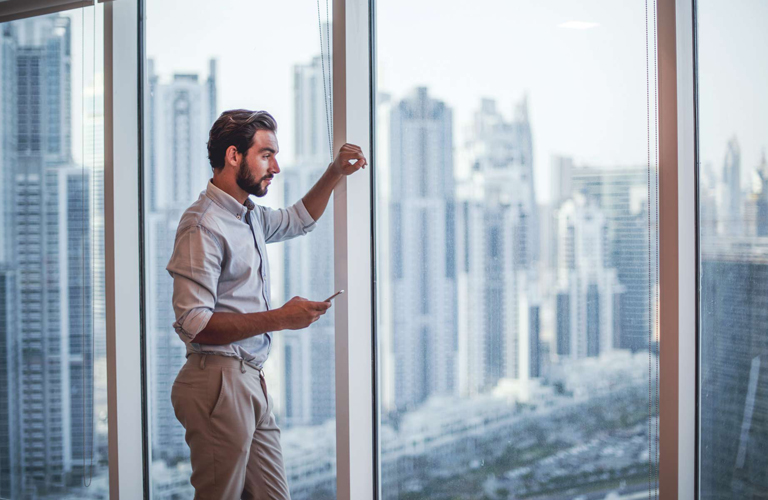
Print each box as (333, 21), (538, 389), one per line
(696, 1), (768, 497)
(0, 5), (108, 498)
(374, 1), (660, 497)
(143, 2), (338, 498)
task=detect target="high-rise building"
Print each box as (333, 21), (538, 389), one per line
(554, 196), (622, 359)
(293, 24), (332, 167)
(0, 266), (20, 499)
(389, 87), (457, 410)
(1, 23), (17, 264)
(146, 59), (217, 211)
(550, 155), (574, 209)
(456, 199), (486, 397)
(466, 98), (538, 268)
(147, 209), (189, 462)
(457, 98), (539, 396)
(716, 137), (743, 237)
(279, 41), (336, 427)
(565, 164), (656, 352)
(280, 168), (336, 427)
(145, 60), (218, 462)
(61, 167), (95, 470)
(14, 17), (72, 164)
(206, 59), (218, 128)
(700, 239), (768, 498)
(744, 151), (768, 237)
(0, 16), (105, 495)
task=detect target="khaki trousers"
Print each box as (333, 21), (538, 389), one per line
(171, 353), (291, 500)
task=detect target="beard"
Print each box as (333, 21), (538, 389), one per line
(236, 156), (272, 197)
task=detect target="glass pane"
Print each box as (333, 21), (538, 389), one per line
(0, 6), (109, 499)
(374, 2), (660, 498)
(144, 2), (337, 498)
(697, 1), (768, 498)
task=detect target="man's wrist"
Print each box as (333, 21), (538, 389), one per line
(264, 307), (284, 332)
(327, 161), (341, 178)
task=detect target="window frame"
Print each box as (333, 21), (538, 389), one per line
(0, 0), (112, 24)
(104, 0), (145, 498)
(332, 0), (377, 497)
(657, 0), (697, 498)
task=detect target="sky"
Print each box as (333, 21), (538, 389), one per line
(697, 0), (768, 180)
(62, 0), (767, 204)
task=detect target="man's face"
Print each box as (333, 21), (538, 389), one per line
(236, 130), (281, 198)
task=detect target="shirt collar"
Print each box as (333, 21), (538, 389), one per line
(205, 180), (254, 220)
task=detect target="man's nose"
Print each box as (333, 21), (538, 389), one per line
(270, 160), (280, 175)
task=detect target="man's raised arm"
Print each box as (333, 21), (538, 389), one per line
(301, 143), (367, 221)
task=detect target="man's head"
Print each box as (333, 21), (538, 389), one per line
(207, 109), (280, 198)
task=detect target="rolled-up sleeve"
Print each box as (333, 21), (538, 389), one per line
(166, 225), (223, 343)
(257, 198), (317, 244)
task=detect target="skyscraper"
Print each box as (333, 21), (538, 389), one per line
(145, 60), (218, 462)
(293, 28), (332, 167)
(389, 87), (457, 410)
(554, 195), (622, 359)
(0, 16), (104, 494)
(744, 151), (768, 237)
(147, 209), (189, 462)
(457, 97), (539, 395)
(279, 41), (336, 427)
(716, 137), (743, 237)
(60, 167), (95, 470)
(0, 23), (17, 265)
(566, 163), (655, 352)
(0, 267), (20, 499)
(146, 60), (216, 211)
(0, 40), (19, 496)
(700, 239), (768, 498)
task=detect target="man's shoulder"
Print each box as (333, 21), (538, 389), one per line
(176, 193), (226, 235)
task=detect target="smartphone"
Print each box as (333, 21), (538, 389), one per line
(324, 290), (345, 302)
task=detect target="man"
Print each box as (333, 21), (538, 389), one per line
(167, 109), (366, 499)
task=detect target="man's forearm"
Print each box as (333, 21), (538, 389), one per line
(302, 164), (342, 221)
(193, 310), (283, 345)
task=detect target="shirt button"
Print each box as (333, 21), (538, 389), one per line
(236, 214), (241, 220)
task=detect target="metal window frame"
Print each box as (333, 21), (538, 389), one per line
(0, 0), (111, 24)
(332, 0), (377, 498)
(104, 0), (145, 498)
(658, 0), (696, 498)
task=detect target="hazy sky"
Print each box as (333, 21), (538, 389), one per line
(64, 0), (767, 203)
(697, 0), (768, 180)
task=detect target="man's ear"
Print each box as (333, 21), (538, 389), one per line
(225, 145), (239, 168)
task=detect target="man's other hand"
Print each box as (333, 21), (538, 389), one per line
(278, 296), (332, 330)
(331, 143), (368, 176)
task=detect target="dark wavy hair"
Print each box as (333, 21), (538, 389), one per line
(207, 109), (278, 170)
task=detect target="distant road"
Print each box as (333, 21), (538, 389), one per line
(528, 482), (655, 500)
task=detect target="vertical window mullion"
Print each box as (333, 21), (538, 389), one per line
(657, 0), (696, 498)
(332, 0), (375, 498)
(103, 0), (144, 498)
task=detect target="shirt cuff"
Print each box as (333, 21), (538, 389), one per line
(295, 199), (317, 233)
(173, 307), (214, 343)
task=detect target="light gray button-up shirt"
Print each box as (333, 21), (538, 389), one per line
(167, 180), (316, 368)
